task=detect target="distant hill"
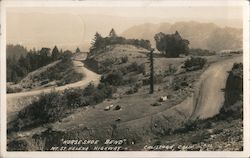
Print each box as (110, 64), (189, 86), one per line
(122, 21), (242, 52)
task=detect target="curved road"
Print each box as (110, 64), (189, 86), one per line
(7, 55), (242, 121)
(7, 60), (101, 115)
(191, 56), (242, 119)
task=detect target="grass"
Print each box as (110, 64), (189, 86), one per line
(38, 59), (84, 86)
(10, 82), (117, 131)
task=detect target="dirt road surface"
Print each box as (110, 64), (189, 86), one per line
(7, 60), (100, 116)
(191, 56), (242, 119)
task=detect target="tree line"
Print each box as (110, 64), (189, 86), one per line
(90, 29), (190, 58)
(90, 28), (152, 53)
(7, 45), (80, 83)
(154, 31), (189, 57)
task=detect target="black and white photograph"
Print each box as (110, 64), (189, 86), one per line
(0, 0), (249, 157)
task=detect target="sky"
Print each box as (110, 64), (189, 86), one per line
(6, 6), (243, 52)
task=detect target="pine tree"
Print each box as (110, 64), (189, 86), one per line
(109, 28), (117, 38)
(75, 47), (80, 53)
(52, 46), (60, 60)
(90, 32), (103, 52)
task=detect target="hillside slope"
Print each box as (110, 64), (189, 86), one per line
(7, 59), (84, 93)
(7, 42), (243, 151)
(7, 60), (100, 122)
(85, 44), (150, 73)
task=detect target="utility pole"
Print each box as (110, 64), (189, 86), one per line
(149, 49), (154, 94)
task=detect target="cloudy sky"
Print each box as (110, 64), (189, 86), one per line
(7, 6), (243, 51)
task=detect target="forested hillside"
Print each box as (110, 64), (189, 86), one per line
(7, 45), (69, 83)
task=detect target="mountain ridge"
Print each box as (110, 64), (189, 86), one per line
(122, 21), (242, 52)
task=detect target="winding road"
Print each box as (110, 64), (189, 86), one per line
(7, 60), (101, 116)
(7, 55), (242, 122)
(191, 56), (242, 119)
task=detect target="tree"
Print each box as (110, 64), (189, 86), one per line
(109, 28), (117, 38)
(148, 49), (154, 94)
(18, 55), (30, 72)
(154, 31), (189, 57)
(62, 50), (72, 61)
(52, 46), (60, 60)
(75, 47), (81, 53)
(90, 32), (104, 52)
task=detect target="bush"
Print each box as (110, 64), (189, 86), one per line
(18, 92), (68, 128)
(63, 88), (88, 108)
(83, 83), (95, 95)
(183, 57), (207, 71)
(127, 62), (145, 74)
(14, 83), (117, 130)
(165, 64), (177, 76)
(100, 71), (124, 86)
(121, 56), (128, 63)
(154, 74), (164, 84)
(7, 140), (28, 151)
(173, 119), (200, 134)
(125, 75), (138, 84)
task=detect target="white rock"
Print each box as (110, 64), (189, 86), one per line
(159, 96), (168, 102)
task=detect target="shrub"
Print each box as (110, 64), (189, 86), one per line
(127, 62), (145, 74)
(63, 88), (87, 108)
(154, 74), (164, 84)
(190, 131), (210, 144)
(165, 64), (177, 76)
(125, 75), (138, 84)
(121, 56), (128, 63)
(151, 102), (161, 106)
(14, 83), (117, 130)
(18, 91), (68, 128)
(83, 83), (95, 95)
(100, 71), (124, 86)
(63, 72), (83, 84)
(183, 57), (207, 71)
(7, 140), (28, 151)
(125, 82), (142, 94)
(126, 86), (138, 94)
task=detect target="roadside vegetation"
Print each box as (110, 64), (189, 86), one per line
(7, 45), (84, 93)
(146, 62), (243, 151)
(7, 45), (79, 83)
(9, 80), (117, 131)
(89, 28), (151, 54)
(183, 57), (207, 71)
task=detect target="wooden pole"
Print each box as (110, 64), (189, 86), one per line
(149, 49), (154, 94)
